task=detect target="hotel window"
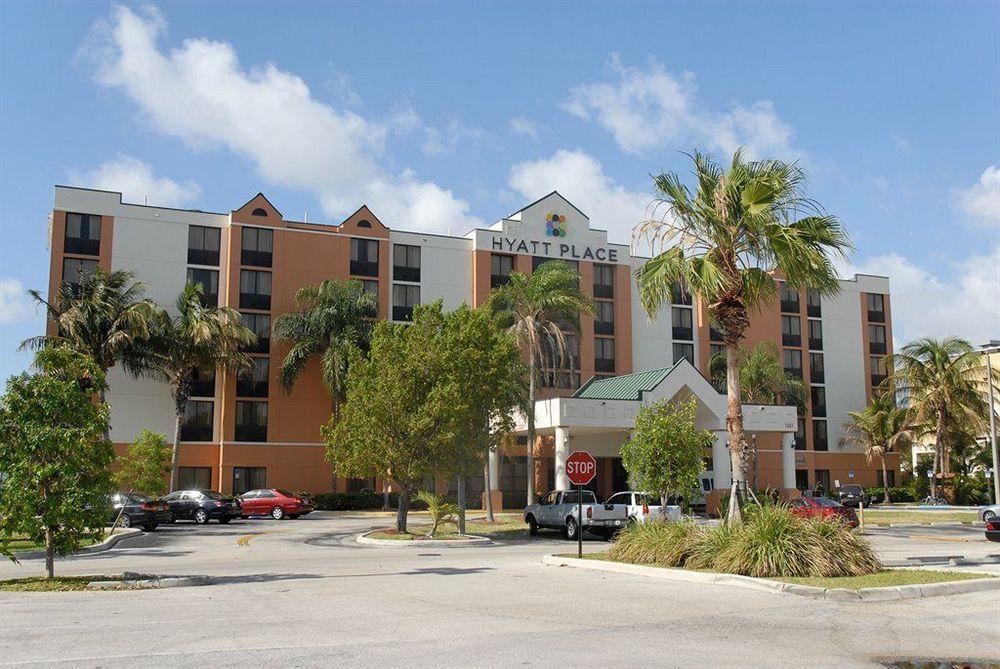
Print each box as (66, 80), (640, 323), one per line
(187, 225), (221, 266)
(237, 358), (270, 398)
(540, 334), (580, 389)
(671, 307), (693, 341)
(595, 301), (615, 335)
(794, 416), (806, 450)
(813, 420), (828, 451)
(186, 268), (219, 307)
(868, 324), (887, 355)
(795, 469), (810, 490)
(180, 400), (213, 442)
(595, 338), (615, 373)
(806, 288), (822, 317)
(360, 279), (379, 309)
(866, 293), (885, 323)
(392, 284), (420, 321)
(673, 342), (695, 366)
(178, 466), (212, 490)
(709, 323), (724, 343)
(870, 355), (888, 388)
(235, 401), (268, 442)
(810, 386), (827, 417)
(876, 470), (896, 487)
(241, 227), (273, 267)
(241, 312), (270, 354)
(808, 319), (823, 351)
(779, 282), (800, 313)
(232, 467), (267, 495)
(350, 238), (379, 277)
(809, 352), (825, 384)
(62, 257), (99, 294)
(239, 270), (272, 310)
(781, 315), (801, 347)
(64, 212), (101, 255)
(491, 254), (514, 288)
(671, 283), (692, 306)
(187, 365), (216, 398)
(783, 349), (802, 378)
(393, 244), (421, 282)
(593, 264), (615, 299)
(814, 468), (831, 489)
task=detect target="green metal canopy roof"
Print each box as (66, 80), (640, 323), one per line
(572, 363), (679, 401)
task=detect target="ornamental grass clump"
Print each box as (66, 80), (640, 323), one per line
(808, 518), (882, 577)
(685, 522), (734, 570)
(607, 519), (700, 567)
(713, 505), (819, 578)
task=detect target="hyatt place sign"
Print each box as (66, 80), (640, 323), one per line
(490, 236), (620, 263)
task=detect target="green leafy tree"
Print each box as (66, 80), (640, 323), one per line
(840, 392), (911, 504)
(621, 398), (713, 508)
(413, 490), (459, 538)
(0, 347), (114, 578)
(488, 260), (594, 505)
(272, 279), (378, 417)
(114, 430), (172, 497)
(149, 284), (255, 491)
(709, 341), (805, 410)
(635, 150), (851, 523)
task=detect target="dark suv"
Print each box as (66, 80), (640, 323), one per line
(108, 493), (171, 531)
(160, 490), (242, 524)
(835, 484), (870, 508)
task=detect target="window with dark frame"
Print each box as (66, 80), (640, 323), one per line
(62, 257), (99, 293)
(595, 338), (615, 373)
(783, 349), (802, 378)
(806, 288), (822, 317)
(187, 365), (216, 398)
(239, 270), (272, 310)
(539, 333), (580, 389)
(809, 352), (825, 383)
(64, 213), (101, 255)
(240, 313), (270, 354)
(779, 282), (800, 313)
(393, 244), (421, 282)
(186, 268), (219, 307)
(232, 467), (267, 494)
(868, 323), (887, 354)
(392, 284), (420, 321)
(870, 355), (888, 387)
(673, 342), (695, 366)
(671, 307), (693, 341)
(178, 467), (212, 490)
(593, 264), (615, 299)
(181, 400), (214, 442)
(241, 227), (273, 267)
(595, 300), (615, 335)
(350, 238), (379, 277)
(187, 225), (221, 266)
(237, 358), (270, 398)
(810, 386), (827, 417)
(808, 319), (823, 350)
(866, 293), (885, 323)
(781, 315), (801, 347)
(235, 401), (268, 442)
(813, 420), (828, 451)
(671, 283), (692, 305)
(795, 416), (806, 450)
(491, 254), (514, 288)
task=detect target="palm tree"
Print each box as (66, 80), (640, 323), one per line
(709, 341), (805, 410)
(892, 337), (995, 498)
(272, 279), (378, 418)
(151, 284), (256, 491)
(840, 392), (911, 504)
(635, 150), (852, 523)
(22, 267), (160, 405)
(487, 260), (594, 505)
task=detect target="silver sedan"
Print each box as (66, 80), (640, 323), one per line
(979, 504), (1000, 522)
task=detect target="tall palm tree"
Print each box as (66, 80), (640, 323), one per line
(487, 260), (594, 505)
(151, 284), (255, 491)
(635, 150), (852, 523)
(840, 392), (911, 504)
(892, 337), (995, 498)
(272, 279), (378, 418)
(22, 267), (160, 404)
(708, 341), (805, 410)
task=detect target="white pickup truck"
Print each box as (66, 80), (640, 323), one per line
(604, 491), (682, 524)
(524, 490), (628, 540)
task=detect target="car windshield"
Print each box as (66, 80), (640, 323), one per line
(814, 497), (843, 508)
(201, 491), (224, 500)
(840, 485), (862, 494)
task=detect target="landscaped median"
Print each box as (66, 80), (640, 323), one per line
(0, 571), (212, 592)
(5, 528), (143, 561)
(357, 515), (529, 546)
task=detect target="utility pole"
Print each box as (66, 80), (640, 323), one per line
(981, 344), (999, 506)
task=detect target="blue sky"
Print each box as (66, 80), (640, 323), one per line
(1, 1), (998, 380)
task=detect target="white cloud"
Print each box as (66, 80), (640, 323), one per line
(565, 55), (799, 160)
(839, 247), (1000, 347)
(67, 155), (202, 207)
(83, 5), (481, 232)
(421, 118), (486, 156)
(0, 278), (36, 324)
(954, 166), (1000, 230)
(509, 116), (539, 139)
(508, 149), (651, 245)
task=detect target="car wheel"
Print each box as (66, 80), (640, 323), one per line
(984, 510), (997, 522)
(565, 516), (579, 540)
(527, 515), (539, 536)
(271, 506), (285, 520)
(117, 514), (132, 529)
(142, 523), (158, 532)
(219, 517), (232, 525)
(193, 509), (209, 525)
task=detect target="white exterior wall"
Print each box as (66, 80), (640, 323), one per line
(390, 231), (472, 311)
(629, 261), (674, 371)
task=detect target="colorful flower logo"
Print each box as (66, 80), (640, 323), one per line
(545, 212), (567, 237)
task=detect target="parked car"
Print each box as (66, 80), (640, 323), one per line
(108, 493), (171, 531)
(978, 504), (1000, 522)
(604, 491), (682, 524)
(524, 490), (628, 540)
(788, 496), (859, 527)
(160, 489), (242, 524)
(985, 519), (1000, 542)
(834, 484), (870, 508)
(239, 489), (314, 520)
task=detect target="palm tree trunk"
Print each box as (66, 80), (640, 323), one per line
(725, 340), (748, 525)
(932, 407), (947, 499)
(170, 407), (183, 493)
(881, 454), (890, 504)
(526, 354), (537, 506)
(483, 454), (495, 523)
(44, 525), (55, 579)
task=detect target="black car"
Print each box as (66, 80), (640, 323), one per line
(160, 490), (242, 524)
(109, 493), (171, 531)
(835, 484), (870, 508)
(986, 519), (1000, 543)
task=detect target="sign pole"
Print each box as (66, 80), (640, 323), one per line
(577, 483), (583, 559)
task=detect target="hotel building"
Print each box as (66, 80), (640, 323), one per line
(47, 186), (897, 506)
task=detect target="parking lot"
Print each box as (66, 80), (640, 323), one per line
(0, 513), (997, 668)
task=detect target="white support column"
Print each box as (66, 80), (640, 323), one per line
(555, 427), (570, 490)
(488, 447), (500, 491)
(712, 431), (731, 490)
(781, 432), (796, 490)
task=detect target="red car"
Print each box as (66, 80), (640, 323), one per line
(239, 489), (313, 520)
(788, 496), (859, 527)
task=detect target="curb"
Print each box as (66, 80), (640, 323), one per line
(356, 531), (492, 547)
(541, 554), (1000, 601)
(863, 521), (980, 528)
(14, 528), (143, 561)
(88, 574), (212, 590)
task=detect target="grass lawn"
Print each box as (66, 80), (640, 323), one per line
(1, 533), (105, 554)
(558, 552), (992, 590)
(369, 515), (528, 541)
(0, 575), (121, 592)
(862, 510), (979, 525)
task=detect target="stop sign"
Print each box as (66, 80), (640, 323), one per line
(565, 450), (597, 486)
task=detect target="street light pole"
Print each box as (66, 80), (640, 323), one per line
(983, 346), (999, 505)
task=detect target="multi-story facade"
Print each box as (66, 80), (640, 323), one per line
(47, 186), (897, 501)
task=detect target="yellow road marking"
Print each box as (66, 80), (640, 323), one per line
(906, 534), (970, 543)
(237, 532), (269, 547)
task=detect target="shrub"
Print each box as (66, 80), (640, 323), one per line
(809, 518), (882, 577)
(714, 505), (818, 578)
(864, 486), (914, 503)
(413, 490), (459, 537)
(312, 491), (392, 511)
(607, 519), (700, 567)
(685, 523), (734, 570)
(952, 475), (991, 506)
